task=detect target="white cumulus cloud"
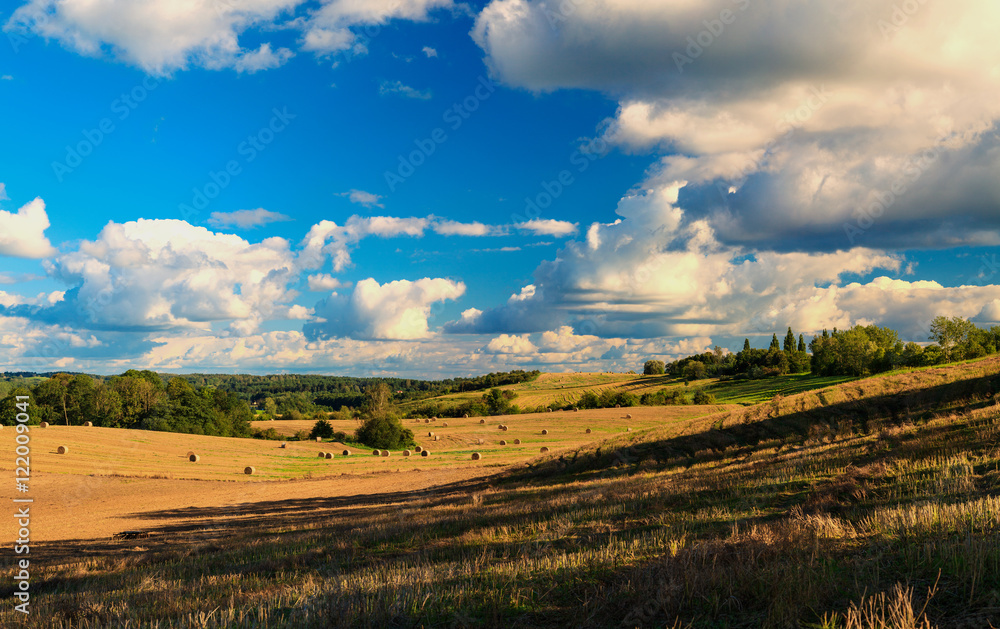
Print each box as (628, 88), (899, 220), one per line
(305, 277), (465, 340)
(0, 197), (58, 259)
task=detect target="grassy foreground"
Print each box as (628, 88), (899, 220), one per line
(4, 358), (1000, 627)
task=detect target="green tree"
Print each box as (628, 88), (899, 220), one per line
(92, 384), (123, 427)
(743, 338), (751, 351)
(0, 387), (35, 426)
(310, 419), (334, 440)
(263, 397), (277, 419)
(783, 327), (796, 352)
(643, 360), (665, 375)
(769, 334), (780, 351)
(798, 334), (806, 353)
(483, 388), (516, 415)
(362, 381), (392, 420)
(929, 316), (977, 361)
(355, 381), (414, 449)
(683, 361), (707, 380)
(33, 373), (73, 425)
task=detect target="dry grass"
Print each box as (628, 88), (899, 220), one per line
(5, 358), (1000, 628)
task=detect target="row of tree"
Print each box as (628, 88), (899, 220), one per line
(174, 370), (540, 409)
(643, 317), (1000, 380)
(0, 370), (253, 437)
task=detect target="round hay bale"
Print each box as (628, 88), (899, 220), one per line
(403, 450), (412, 457)
(57, 445), (69, 455)
(40, 422), (49, 428)
(433, 435), (439, 441)
(415, 446), (423, 453)
(626, 413), (633, 419)
(503, 425), (509, 431)
(342, 449), (351, 456)
(498, 424), (504, 430)
(573, 408), (579, 412)
(540, 447), (550, 453)
(318, 452), (327, 458)
(421, 449), (430, 457)
(325, 452), (333, 459)
(477, 438), (484, 445)
(314, 437), (321, 442)
(442, 422), (448, 427)
(428, 431), (435, 437)
(463, 413), (469, 418)
(84, 421), (93, 427)
(372, 449), (381, 456)
(280, 442), (287, 448)
(424, 419), (430, 423)
(514, 439), (521, 445)
(187, 450), (195, 457)
(244, 466), (255, 475)
(381, 450), (391, 457)
(585, 428), (592, 434)
(626, 427), (631, 432)
(500, 440), (507, 446)
(479, 419), (486, 424)
(189, 454), (200, 462)
(615, 404), (621, 408)
(541, 429), (549, 435)
(471, 452), (482, 460)
(547, 408), (553, 412)
(432, 417), (438, 421)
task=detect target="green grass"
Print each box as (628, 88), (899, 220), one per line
(402, 370), (864, 413)
(704, 372), (857, 404)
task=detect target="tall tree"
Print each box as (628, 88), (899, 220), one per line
(770, 334), (780, 351)
(798, 334), (806, 353)
(743, 338), (751, 352)
(783, 327), (796, 352)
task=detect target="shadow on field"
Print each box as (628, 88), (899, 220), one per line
(25, 477), (494, 564)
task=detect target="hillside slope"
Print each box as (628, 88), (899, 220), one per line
(4, 358), (999, 628)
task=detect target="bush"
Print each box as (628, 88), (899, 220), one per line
(294, 430), (309, 441)
(692, 389), (716, 405)
(252, 427), (283, 440)
(355, 415), (415, 450)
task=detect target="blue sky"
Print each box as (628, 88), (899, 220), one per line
(1, 0), (999, 377)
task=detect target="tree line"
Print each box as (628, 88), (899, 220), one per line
(0, 369), (253, 437)
(643, 316), (1000, 380)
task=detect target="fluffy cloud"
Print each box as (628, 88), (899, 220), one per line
(0, 197), (58, 259)
(432, 220), (495, 236)
(301, 0), (456, 56)
(476, 0), (1000, 250)
(338, 189), (385, 208)
(485, 333), (537, 355)
(305, 277), (465, 340)
(207, 208), (292, 229)
(27, 219), (298, 335)
(6, 0), (298, 74)
(299, 215), (431, 271)
(448, 183), (1000, 342)
(5, 0), (458, 74)
(307, 273), (351, 291)
(516, 219), (578, 237)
